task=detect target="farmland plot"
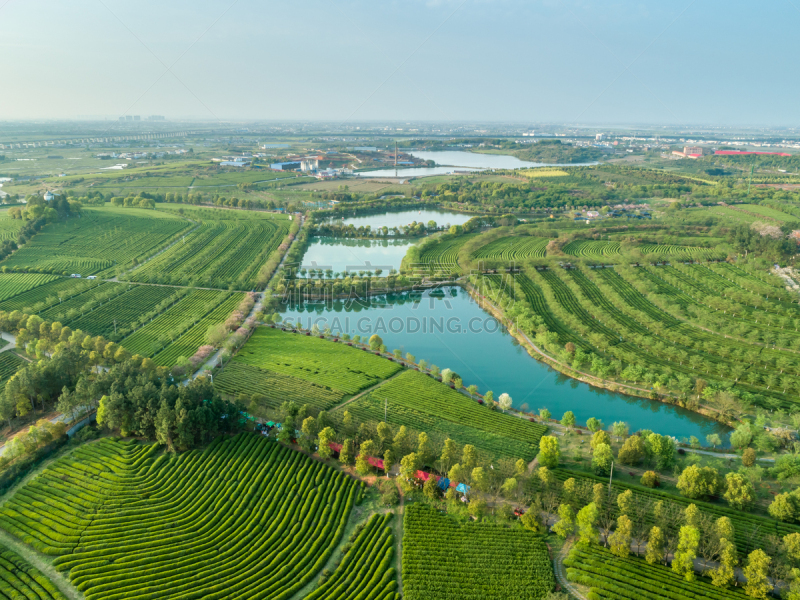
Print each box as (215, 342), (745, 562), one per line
(0, 435), (361, 600)
(403, 504), (554, 600)
(346, 370), (546, 461)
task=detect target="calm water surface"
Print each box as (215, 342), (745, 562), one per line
(323, 209), (474, 229)
(355, 150), (597, 177)
(278, 287), (729, 442)
(299, 237), (414, 273)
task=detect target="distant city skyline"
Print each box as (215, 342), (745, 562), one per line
(0, 0), (796, 125)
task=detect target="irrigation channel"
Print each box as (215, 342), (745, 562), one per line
(292, 209), (729, 441)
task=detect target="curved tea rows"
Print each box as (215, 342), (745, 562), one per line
(306, 513), (399, 600)
(0, 544), (67, 599)
(0, 434), (360, 600)
(562, 240), (621, 257)
(472, 236), (547, 261)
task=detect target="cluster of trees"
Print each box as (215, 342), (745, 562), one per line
(731, 222), (798, 260)
(110, 195), (157, 209)
(94, 363), (242, 451)
(314, 220), (441, 239)
(7, 194), (81, 223)
(262, 399), (529, 520)
(555, 484), (789, 597)
(0, 309), (243, 465)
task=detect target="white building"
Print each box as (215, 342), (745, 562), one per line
(301, 159), (319, 172)
(43, 191), (55, 202)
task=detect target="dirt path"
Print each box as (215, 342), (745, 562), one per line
(553, 540), (588, 600)
(0, 529), (83, 599)
(331, 370), (405, 412)
(395, 482), (405, 595)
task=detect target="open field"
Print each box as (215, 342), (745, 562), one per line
(230, 327), (401, 397)
(345, 370), (547, 461)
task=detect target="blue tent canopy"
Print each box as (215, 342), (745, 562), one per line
(437, 477), (450, 491)
(455, 483), (470, 494)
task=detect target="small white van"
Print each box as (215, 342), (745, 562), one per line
(86, 275), (97, 280)
(70, 274), (81, 278)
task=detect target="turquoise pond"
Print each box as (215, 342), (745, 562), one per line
(277, 286), (730, 443)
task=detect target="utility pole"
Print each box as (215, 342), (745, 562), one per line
(747, 164), (754, 196)
(395, 141), (398, 176)
(384, 397), (387, 422)
(608, 461), (614, 493)
(113, 319), (117, 335)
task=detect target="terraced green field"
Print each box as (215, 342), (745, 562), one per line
(0, 277), (93, 313)
(306, 513), (399, 600)
(0, 352), (25, 385)
(565, 545), (748, 600)
(738, 203), (797, 222)
(152, 292), (244, 367)
(232, 327), (401, 396)
(472, 236), (548, 261)
(214, 361), (348, 410)
(67, 285), (180, 338)
(39, 282), (125, 324)
(0, 212), (24, 242)
(413, 234), (477, 275)
(0, 543), (67, 599)
(562, 240), (621, 257)
(0, 207), (190, 276)
(127, 212), (290, 289)
(0, 273), (59, 303)
(403, 504), (554, 600)
(0, 434), (362, 600)
(345, 370), (546, 461)
(121, 290), (231, 358)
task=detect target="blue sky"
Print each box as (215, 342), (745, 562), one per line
(0, 0), (796, 125)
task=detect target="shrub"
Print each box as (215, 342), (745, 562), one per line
(641, 471), (660, 488)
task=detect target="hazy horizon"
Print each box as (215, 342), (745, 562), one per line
(0, 0), (796, 126)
